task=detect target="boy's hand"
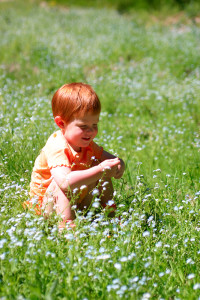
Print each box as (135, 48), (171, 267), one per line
(114, 159), (125, 179)
(99, 158), (120, 178)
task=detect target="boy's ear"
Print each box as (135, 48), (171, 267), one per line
(54, 116), (66, 129)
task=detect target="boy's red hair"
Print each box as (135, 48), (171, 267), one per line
(52, 83), (101, 122)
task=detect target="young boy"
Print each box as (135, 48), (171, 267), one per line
(27, 83), (125, 229)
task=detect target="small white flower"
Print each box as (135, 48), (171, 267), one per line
(94, 197), (100, 202)
(144, 194), (151, 198)
(99, 247), (105, 253)
(143, 231), (150, 237)
(92, 202), (100, 208)
(144, 262), (151, 268)
(73, 276), (79, 281)
(131, 276), (139, 283)
(114, 263), (122, 270)
(147, 216), (154, 222)
(80, 185), (87, 190)
(188, 274), (195, 279)
(96, 254), (111, 260)
(64, 234), (75, 240)
(16, 241), (23, 247)
(186, 258), (194, 264)
(120, 257), (128, 262)
(193, 283), (200, 290)
(0, 239), (7, 248)
(155, 241), (162, 248)
(0, 253), (6, 260)
(107, 200), (114, 206)
(30, 198), (38, 205)
(92, 189), (99, 196)
(153, 169), (161, 172)
(141, 293), (151, 300)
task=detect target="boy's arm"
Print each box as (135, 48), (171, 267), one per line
(50, 157), (120, 192)
(100, 150), (125, 179)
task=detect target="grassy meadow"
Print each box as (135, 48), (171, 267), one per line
(0, 0), (200, 299)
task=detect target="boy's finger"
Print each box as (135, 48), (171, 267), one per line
(111, 161), (120, 167)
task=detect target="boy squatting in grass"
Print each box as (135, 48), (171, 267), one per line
(25, 83), (125, 229)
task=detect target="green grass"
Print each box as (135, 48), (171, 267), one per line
(44, 0), (200, 15)
(0, 1), (200, 299)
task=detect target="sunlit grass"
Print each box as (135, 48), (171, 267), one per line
(0, 1), (200, 299)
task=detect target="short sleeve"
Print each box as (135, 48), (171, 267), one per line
(45, 147), (71, 169)
(43, 131), (72, 169)
(91, 141), (103, 160)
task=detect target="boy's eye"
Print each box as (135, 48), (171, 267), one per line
(78, 124), (98, 130)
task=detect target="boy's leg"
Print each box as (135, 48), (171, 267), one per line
(42, 180), (76, 223)
(99, 178), (116, 217)
(42, 180), (97, 228)
(42, 182), (55, 218)
(42, 178), (116, 228)
(76, 182), (96, 211)
(89, 160), (115, 215)
(78, 178), (116, 217)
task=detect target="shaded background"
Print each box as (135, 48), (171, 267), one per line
(44, 0), (200, 16)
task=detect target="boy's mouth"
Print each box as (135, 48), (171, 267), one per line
(82, 137), (91, 141)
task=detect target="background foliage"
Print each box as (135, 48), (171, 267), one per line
(45, 0), (200, 15)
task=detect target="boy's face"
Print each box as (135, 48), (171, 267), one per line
(62, 113), (99, 152)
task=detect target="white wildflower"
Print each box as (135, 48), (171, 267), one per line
(64, 234), (75, 241)
(0, 253), (6, 260)
(96, 254), (111, 260)
(186, 258), (194, 264)
(114, 263), (122, 270)
(155, 241), (162, 248)
(80, 185), (87, 190)
(193, 283), (200, 290)
(120, 257), (128, 262)
(92, 189), (99, 196)
(92, 202), (100, 208)
(107, 200), (114, 206)
(141, 293), (151, 300)
(0, 239), (7, 248)
(143, 231), (150, 237)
